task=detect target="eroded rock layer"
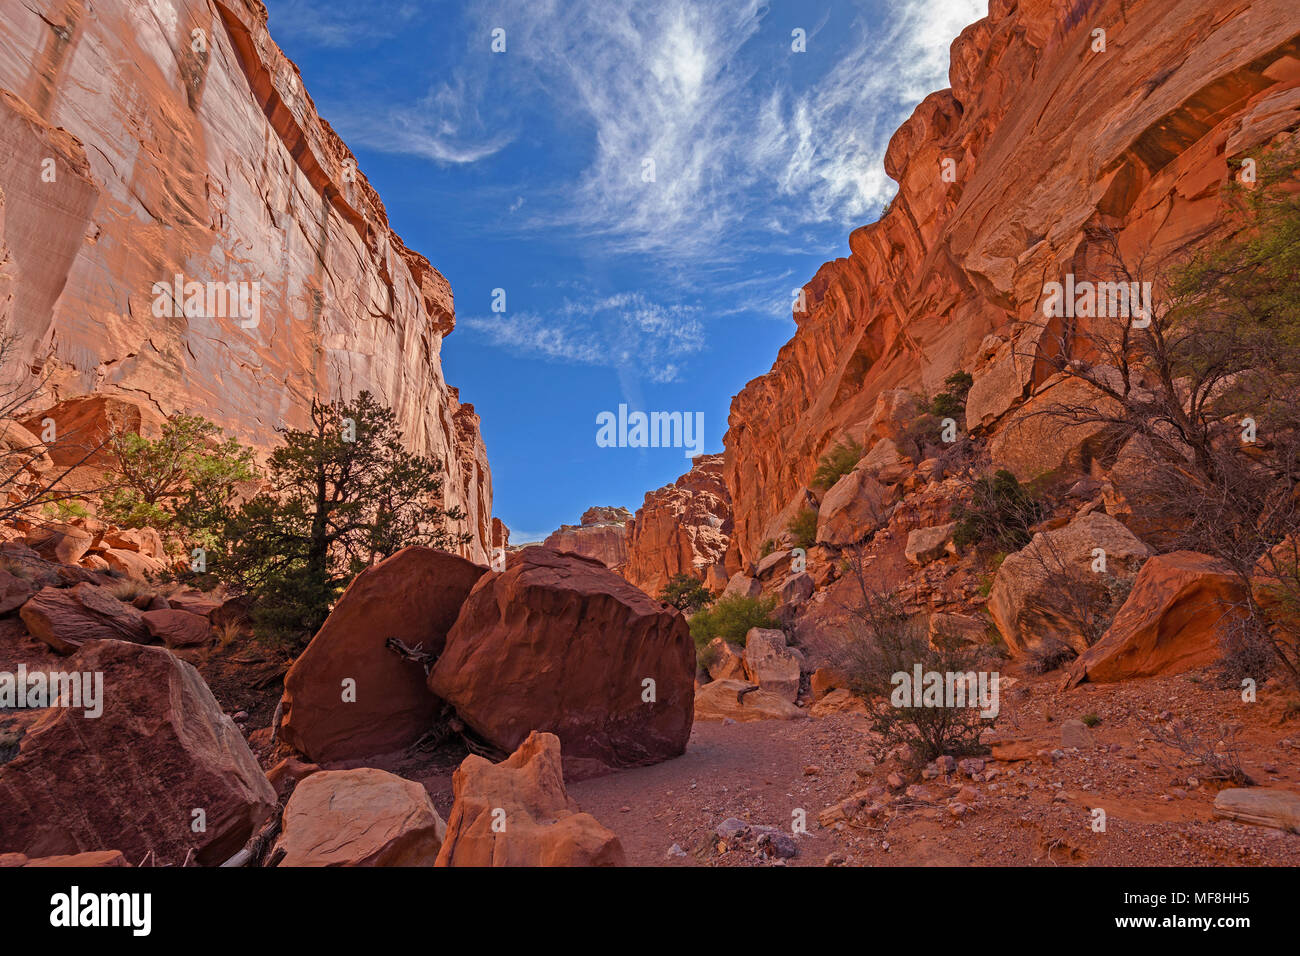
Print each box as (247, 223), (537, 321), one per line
(0, 0), (492, 560)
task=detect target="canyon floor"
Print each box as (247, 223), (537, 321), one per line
(362, 664), (1300, 868)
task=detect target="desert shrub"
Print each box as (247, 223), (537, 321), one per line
(759, 539), (775, 558)
(695, 639), (720, 677)
(924, 370), (974, 420)
(836, 585), (989, 764)
(951, 469), (1043, 553)
(689, 593), (778, 649)
(787, 506), (818, 550)
(1024, 638), (1078, 675)
(811, 439), (863, 490)
(1213, 616), (1276, 689)
(658, 573), (713, 613)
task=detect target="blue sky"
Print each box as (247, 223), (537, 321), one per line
(262, 0), (985, 542)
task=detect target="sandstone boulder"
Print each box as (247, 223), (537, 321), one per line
(428, 548), (694, 775)
(0, 569), (35, 615)
(141, 608), (211, 648)
(988, 374), (1125, 482)
(810, 666), (848, 699)
(859, 437), (912, 484)
(21, 396), (146, 469)
(705, 637), (746, 681)
(755, 548), (794, 579)
(436, 731), (625, 866)
(0, 640), (275, 865)
(1066, 552), (1248, 685)
(905, 521), (956, 565)
(722, 572), (762, 599)
(100, 527), (166, 559)
(743, 627), (801, 702)
(280, 546), (486, 763)
(809, 688), (869, 717)
(19, 583), (149, 653)
(989, 513), (1152, 654)
(24, 523), (93, 565)
(816, 465), (890, 547)
(0, 420), (52, 473)
(694, 679), (807, 721)
(1213, 788), (1300, 832)
(99, 548), (163, 580)
(276, 768), (446, 867)
(779, 571), (814, 606)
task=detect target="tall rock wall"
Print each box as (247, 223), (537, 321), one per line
(724, 0), (1300, 566)
(622, 454), (735, 598)
(0, 0), (492, 561)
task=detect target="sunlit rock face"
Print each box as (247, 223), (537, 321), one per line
(0, 0), (492, 560)
(622, 454), (734, 598)
(724, 0), (1300, 566)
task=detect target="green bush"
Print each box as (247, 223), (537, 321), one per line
(689, 594), (778, 649)
(811, 439), (863, 490)
(787, 506), (818, 550)
(925, 370), (974, 419)
(105, 413), (257, 548)
(951, 469), (1042, 553)
(658, 573), (713, 613)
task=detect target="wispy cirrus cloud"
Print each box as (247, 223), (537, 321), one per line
(456, 0), (985, 256)
(461, 293), (704, 383)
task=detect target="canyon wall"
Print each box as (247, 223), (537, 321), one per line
(0, 0), (492, 561)
(542, 506), (631, 570)
(622, 454), (735, 598)
(724, 0), (1300, 566)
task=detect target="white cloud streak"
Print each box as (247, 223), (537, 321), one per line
(461, 293), (705, 383)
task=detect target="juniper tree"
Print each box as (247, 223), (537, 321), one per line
(214, 391), (472, 649)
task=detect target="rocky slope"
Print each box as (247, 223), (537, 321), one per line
(0, 0), (492, 560)
(723, 0), (1300, 567)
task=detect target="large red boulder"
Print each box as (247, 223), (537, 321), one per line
(279, 547), (486, 763)
(19, 583), (149, 653)
(427, 548), (694, 776)
(1066, 551), (1249, 686)
(0, 640), (275, 865)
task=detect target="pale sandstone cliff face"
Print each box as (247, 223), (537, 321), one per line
(0, 0), (492, 561)
(724, 0), (1300, 566)
(543, 506), (631, 570)
(622, 454), (735, 598)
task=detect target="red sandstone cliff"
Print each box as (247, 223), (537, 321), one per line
(622, 454), (736, 598)
(0, 0), (492, 560)
(543, 506), (631, 570)
(723, 0), (1300, 567)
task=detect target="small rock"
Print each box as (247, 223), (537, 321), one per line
(666, 843), (687, 859)
(1060, 719), (1094, 749)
